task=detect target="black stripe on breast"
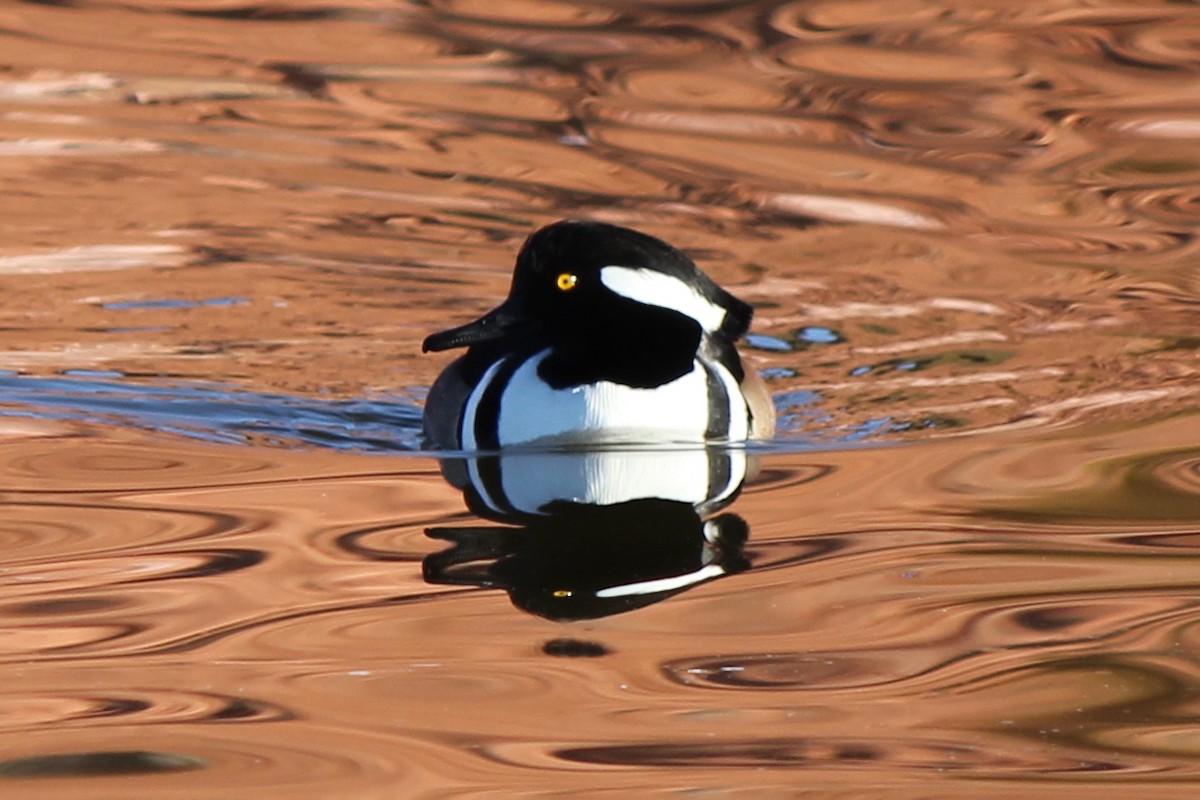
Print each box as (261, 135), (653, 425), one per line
(462, 356), (524, 450)
(464, 455), (517, 519)
(702, 360), (731, 440)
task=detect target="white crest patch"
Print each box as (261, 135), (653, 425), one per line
(599, 266), (727, 332)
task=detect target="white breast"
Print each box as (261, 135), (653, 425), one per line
(497, 349), (712, 446)
(460, 349), (751, 448)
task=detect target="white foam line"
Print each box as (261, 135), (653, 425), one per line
(763, 297), (1006, 324)
(853, 331), (1008, 355)
(762, 192), (945, 230)
(820, 367), (1066, 391)
(1033, 387), (1196, 415)
(0, 245), (186, 274)
(0, 138), (163, 156)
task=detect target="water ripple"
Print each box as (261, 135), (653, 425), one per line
(0, 503), (242, 559)
(0, 375), (422, 453)
(5, 0), (1200, 795)
(547, 736), (1126, 773)
(0, 688), (288, 730)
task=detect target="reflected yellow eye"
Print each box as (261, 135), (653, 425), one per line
(555, 273), (578, 292)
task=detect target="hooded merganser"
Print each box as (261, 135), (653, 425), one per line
(421, 220), (775, 449)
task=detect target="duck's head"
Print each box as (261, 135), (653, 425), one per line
(422, 220), (753, 388)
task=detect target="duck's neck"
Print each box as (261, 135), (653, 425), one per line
(538, 305), (702, 390)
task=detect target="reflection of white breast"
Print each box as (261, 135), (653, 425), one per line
(463, 348), (746, 448)
(466, 447), (747, 517)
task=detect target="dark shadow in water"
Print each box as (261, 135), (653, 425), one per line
(0, 374), (422, 451)
(0, 750), (206, 778)
(422, 447), (754, 620)
(425, 499), (750, 621)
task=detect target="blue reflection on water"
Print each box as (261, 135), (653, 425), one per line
(0, 375), (423, 452)
(744, 333), (793, 352)
(796, 326), (842, 345)
(101, 297), (250, 311)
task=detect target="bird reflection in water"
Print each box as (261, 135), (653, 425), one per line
(423, 447), (752, 620)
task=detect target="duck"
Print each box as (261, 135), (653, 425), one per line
(421, 220), (774, 449)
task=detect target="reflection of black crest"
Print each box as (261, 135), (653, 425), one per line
(423, 499), (749, 621)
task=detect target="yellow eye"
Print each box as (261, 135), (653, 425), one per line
(552, 589), (573, 598)
(555, 273), (578, 292)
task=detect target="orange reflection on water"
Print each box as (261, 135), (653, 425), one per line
(0, 0), (1199, 796)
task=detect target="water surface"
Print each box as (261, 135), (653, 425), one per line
(1, 0), (1199, 797)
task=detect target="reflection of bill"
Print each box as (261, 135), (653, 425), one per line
(423, 447), (752, 620)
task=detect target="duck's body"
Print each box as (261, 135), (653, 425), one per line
(422, 220), (774, 450)
(427, 347), (764, 449)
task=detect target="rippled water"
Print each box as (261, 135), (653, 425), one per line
(2, 0), (1200, 796)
